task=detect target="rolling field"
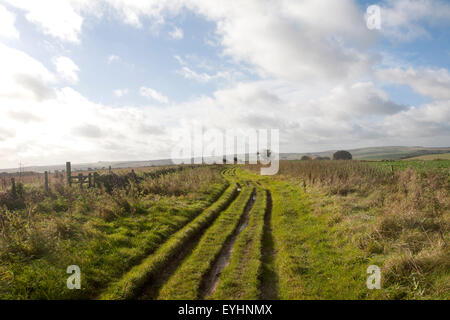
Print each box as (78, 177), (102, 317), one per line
(405, 153), (450, 160)
(369, 159), (450, 171)
(0, 161), (448, 299)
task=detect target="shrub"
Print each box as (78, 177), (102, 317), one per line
(0, 191), (25, 210)
(333, 150), (352, 160)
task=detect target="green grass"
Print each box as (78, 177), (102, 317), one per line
(245, 159), (448, 299)
(213, 187), (267, 300)
(158, 185), (254, 299)
(0, 166), (227, 299)
(2, 163), (448, 300)
(260, 177), (381, 299)
(405, 153), (450, 160)
(99, 182), (238, 299)
(347, 146), (450, 160)
(368, 159), (450, 171)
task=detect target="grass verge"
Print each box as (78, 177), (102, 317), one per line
(0, 166), (227, 299)
(263, 178), (382, 299)
(249, 160), (448, 299)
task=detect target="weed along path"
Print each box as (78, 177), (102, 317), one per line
(199, 188), (257, 298)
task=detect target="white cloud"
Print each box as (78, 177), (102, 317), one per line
(169, 26), (184, 39)
(156, 80), (448, 152)
(0, 43), (56, 101)
(179, 66), (231, 83)
(0, 71), (448, 168)
(0, 127), (15, 142)
(53, 56), (80, 84)
(5, 0), (83, 43)
(114, 88), (129, 97)
(376, 67), (450, 100)
(0, 5), (20, 38)
(5, 0), (448, 78)
(72, 124), (103, 138)
(0, 86), (173, 168)
(377, 0), (450, 41)
(173, 55), (186, 66)
(8, 0), (375, 83)
(308, 82), (407, 120)
(107, 54), (120, 64)
(4, 0), (173, 39)
(380, 100), (450, 139)
(185, 0), (376, 83)
(91, 0), (184, 28)
(174, 54), (244, 83)
(188, 81), (405, 127)
(140, 86), (169, 103)
(0, 2), (449, 168)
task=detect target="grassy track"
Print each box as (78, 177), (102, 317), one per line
(3, 162), (447, 299)
(99, 181), (238, 299)
(262, 177), (386, 299)
(212, 187), (267, 299)
(102, 165), (449, 300)
(158, 186), (254, 299)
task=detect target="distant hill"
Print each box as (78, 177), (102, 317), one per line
(0, 159), (176, 174)
(280, 146), (450, 160)
(1, 146), (449, 173)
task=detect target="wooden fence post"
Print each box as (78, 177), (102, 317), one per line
(11, 177), (16, 197)
(78, 173), (83, 188)
(88, 173), (92, 188)
(66, 162), (72, 187)
(44, 171), (49, 193)
(108, 166), (112, 174)
(93, 172), (99, 188)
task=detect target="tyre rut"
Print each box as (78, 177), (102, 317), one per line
(199, 188), (257, 299)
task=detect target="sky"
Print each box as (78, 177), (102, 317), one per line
(0, 0), (449, 168)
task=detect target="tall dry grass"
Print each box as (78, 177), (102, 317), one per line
(0, 165), (225, 299)
(250, 160), (449, 298)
